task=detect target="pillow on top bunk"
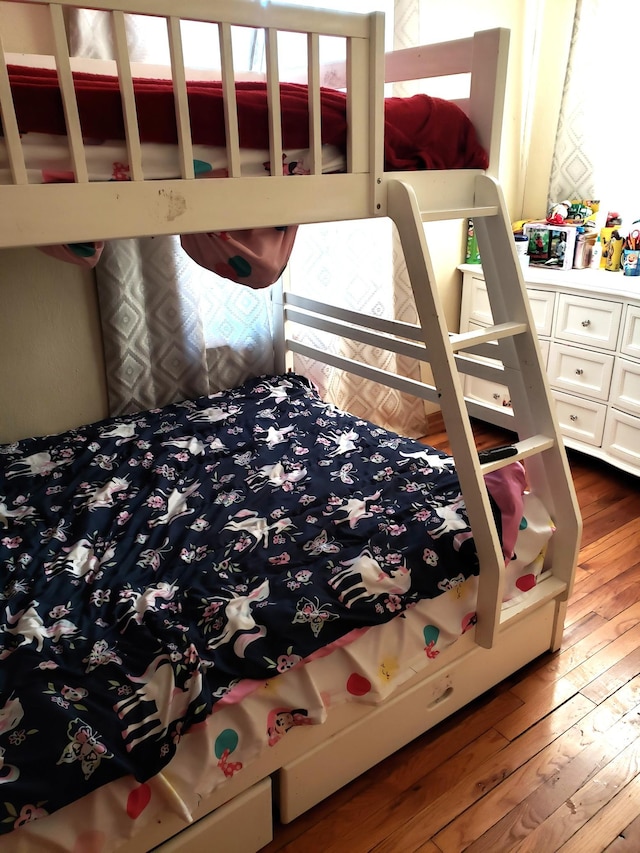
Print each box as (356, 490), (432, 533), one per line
(39, 240), (104, 268)
(180, 225), (298, 288)
(37, 226), (297, 288)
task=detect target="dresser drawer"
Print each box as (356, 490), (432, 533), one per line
(620, 304), (640, 359)
(552, 390), (606, 446)
(464, 374), (512, 411)
(554, 293), (622, 350)
(548, 343), (614, 402)
(610, 358), (640, 416)
(467, 280), (555, 336)
(603, 408), (640, 469)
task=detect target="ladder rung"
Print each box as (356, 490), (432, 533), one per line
(479, 434), (555, 474)
(420, 204), (498, 222)
(449, 321), (528, 353)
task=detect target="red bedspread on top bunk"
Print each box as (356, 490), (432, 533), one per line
(6, 65), (489, 171)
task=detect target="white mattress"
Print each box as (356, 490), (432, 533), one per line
(0, 133), (346, 185)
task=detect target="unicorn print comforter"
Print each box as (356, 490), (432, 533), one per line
(0, 373), (532, 841)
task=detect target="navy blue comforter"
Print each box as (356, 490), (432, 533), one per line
(0, 374), (497, 828)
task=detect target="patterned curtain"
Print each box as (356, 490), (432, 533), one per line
(96, 240), (274, 415)
(548, 0), (637, 222)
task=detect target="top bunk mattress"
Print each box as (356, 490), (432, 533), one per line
(2, 63), (489, 184)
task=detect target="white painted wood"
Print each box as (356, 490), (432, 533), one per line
(621, 304), (640, 359)
(387, 178), (507, 649)
(48, 3), (88, 183)
(346, 33), (368, 175)
(307, 32), (322, 176)
(548, 342), (614, 402)
(449, 321), (527, 353)
(468, 28), (509, 177)
(154, 780), (273, 853)
(287, 339), (441, 406)
(111, 10), (143, 181)
(265, 28), (283, 179)
(0, 27), (28, 184)
(17, 0), (372, 38)
(384, 37), (474, 83)
(603, 408), (640, 470)
(218, 22), (241, 179)
(167, 16), (194, 181)
(554, 293), (622, 351)
(284, 291), (426, 342)
(609, 357), (640, 418)
(552, 390), (606, 447)
(469, 176), (581, 596)
(284, 306), (430, 363)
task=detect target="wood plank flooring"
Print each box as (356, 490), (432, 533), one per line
(261, 425), (640, 853)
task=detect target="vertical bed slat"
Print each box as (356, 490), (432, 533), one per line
(218, 22), (241, 179)
(307, 32), (322, 176)
(49, 3), (88, 183)
(265, 27), (283, 177)
(0, 28), (28, 185)
(345, 35), (368, 175)
(368, 12), (385, 213)
(166, 15), (194, 181)
(111, 10), (143, 181)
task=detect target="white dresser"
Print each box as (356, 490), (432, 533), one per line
(459, 263), (640, 476)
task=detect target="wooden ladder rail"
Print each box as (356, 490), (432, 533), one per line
(386, 175), (582, 650)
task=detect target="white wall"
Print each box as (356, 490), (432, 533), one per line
(0, 249), (108, 443)
(0, 2), (109, 444)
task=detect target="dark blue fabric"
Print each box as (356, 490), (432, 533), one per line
(0, 374), (494, 829)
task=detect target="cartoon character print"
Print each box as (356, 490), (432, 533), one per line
(262, 153), (311, 176)
(267, 707), (313, 746)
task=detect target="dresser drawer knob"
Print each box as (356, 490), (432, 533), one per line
(575, 368), (584, 375)
(492, 393), (501, 400)
(569, 414), (578, 421)
(581, 319), (591, 327)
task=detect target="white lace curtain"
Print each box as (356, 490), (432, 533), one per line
(548, 0), (639, 224)
(71, 0), (428, 437)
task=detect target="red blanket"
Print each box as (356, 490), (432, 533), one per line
(7, 65), (488, 171)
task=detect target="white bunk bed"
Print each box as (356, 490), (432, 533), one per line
(0, 2), (582, 852)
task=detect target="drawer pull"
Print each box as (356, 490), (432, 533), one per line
(581, 319), (591, 327)
(569, 414), (578, 421)
(492, 393), (500, 400)
(575, 368), (584, 376)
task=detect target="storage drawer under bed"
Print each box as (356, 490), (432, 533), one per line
(128, 778), (273, 853)
(277, 598), (559, 823)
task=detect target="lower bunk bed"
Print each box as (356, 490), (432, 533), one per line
(1, 372), (565, 853)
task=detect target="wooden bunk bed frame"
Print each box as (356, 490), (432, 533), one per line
(0, 2), (582, 851)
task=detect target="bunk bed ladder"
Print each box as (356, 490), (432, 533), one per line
(387, 174), (582, 651)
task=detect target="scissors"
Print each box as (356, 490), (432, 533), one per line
(627, 230), (640, 250)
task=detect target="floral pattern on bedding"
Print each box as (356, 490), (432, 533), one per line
(0, 373), (502, 830)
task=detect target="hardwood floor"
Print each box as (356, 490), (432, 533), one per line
(261, 426), (640, 853)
